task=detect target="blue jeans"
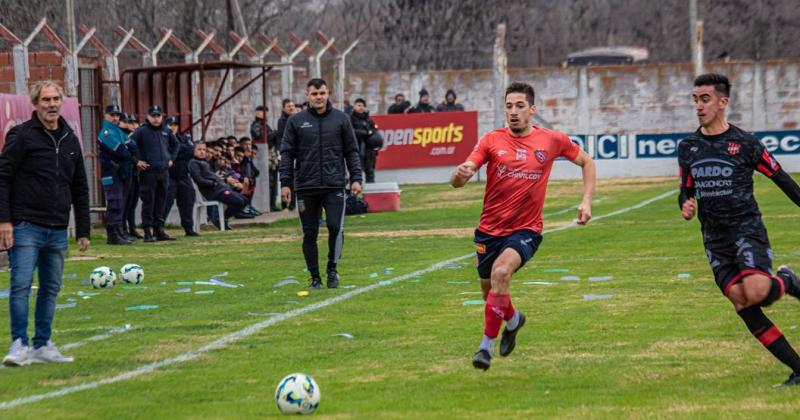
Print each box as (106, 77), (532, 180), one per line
(8, 221), (68, 348)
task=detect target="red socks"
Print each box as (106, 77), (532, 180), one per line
(484, 292), (515, 338)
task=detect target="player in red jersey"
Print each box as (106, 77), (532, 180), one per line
(451, 82), (596, 370)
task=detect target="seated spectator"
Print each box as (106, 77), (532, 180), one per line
(188, 143), (250, 229)
(387, 93), (411, 114)
(408, 88), (435, 113)
(436, 89), (465, 112)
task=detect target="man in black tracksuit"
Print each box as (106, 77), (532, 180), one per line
(163, 116), (198, 236)
(250, 105), (279, 211)
(350, 98), (381, 183)
(280, 78), (363, 289)
(123, 113), (143, 239)
(130, 105), (178, 242)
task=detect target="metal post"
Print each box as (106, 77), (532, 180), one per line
(690, 0), (697, 72)
(334, 40), (358, 110)
(311, 37), (335, 78)
(151, 29), (172, 67)
(110, 28), (135, 105)
(65, 27), (95, 97)
(282, 40), (310, 101)
(193, 30), (216, 140)
(694, 20), (704, 76)
(492, 23), (508, 129)
(0, 23), (25, 95)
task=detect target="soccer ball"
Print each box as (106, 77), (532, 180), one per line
(90, 266), (116, 289)
(275, 373), (321, 415)
(120, 263), (144, 284)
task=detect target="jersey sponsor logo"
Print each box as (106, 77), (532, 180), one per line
(496, 164), (543, 181)
(727, 141), (741, 155)
(691, 159), (735, 197)
(690, 159), (734, 178)
(534, 149), (548, 163)
(515, 148), (527, 161)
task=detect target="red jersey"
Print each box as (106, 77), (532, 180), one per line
(467, 126), (580, 236)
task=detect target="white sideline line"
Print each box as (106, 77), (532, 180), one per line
(0, 189), (677, 410)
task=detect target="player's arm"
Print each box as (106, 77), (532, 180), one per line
(450, 160), (478, 188)
(677, 142), (697, 220)
(570, 149), (595, 225)
(755, 148), (800, 207)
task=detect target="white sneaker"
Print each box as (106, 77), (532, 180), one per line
(29, 341), (74, 363)
(2, 338), (31, 367)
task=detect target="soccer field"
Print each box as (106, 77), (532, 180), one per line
(3, 176), (800, 418)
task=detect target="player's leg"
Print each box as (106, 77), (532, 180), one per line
(726, 236), (800, 385)
(321, 189), (346, 288)
(472, 230), (500, 370)
(474, 247), (521, 370)
(297, 191), (324, 288)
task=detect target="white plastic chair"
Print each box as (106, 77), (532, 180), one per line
(193, 182), (225, 232)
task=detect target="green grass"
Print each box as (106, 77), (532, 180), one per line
(2, 176), (800, 418)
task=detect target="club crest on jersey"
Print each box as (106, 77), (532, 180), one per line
(534, 149), (548, 163)
(515, 148), (527, 161)
(727, 141), (741, 155)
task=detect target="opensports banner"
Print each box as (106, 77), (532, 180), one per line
(0, 93), (83, 152)
(373, 111), (478, 169)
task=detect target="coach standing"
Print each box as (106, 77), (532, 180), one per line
(280, 78), (363, 289)
(131, 105), (178, 243)
(0, 81), (90, 366)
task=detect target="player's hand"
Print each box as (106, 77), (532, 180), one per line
(577, 200), (592, 225)
(168, 160), (173, 168)
(0, 222), (13, 250)
(77, 237), (90, 252)
(681, 198), (697, 220)
(136, 161), (150, 170)
(351, 181), (362, 195)
(456, 162), (476, 180)
(281, 186), (292, 203)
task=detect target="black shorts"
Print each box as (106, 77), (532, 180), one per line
(474, 229), (542, 279)
(704, 232), (774, 296)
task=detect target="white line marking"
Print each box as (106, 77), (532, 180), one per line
(0, 189), (676, 410)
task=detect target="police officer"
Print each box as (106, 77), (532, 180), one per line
(163, 116), (198, 236)
(97, 105), (132, 245)
(130, 105), (178, 242)
(123, 113), (143, 239)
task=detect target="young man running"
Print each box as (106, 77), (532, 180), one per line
(451, 82), (596, 370)
(679, 73), (800, 386)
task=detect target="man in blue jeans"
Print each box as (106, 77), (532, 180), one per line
(0, 80), (91, 366)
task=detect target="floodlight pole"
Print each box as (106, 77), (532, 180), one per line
(334, 40), (358, 111)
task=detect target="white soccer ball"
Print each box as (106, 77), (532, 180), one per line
(275, 373), (321, 415)
(120, 263), (144, 284)
(90, 266), (116, 289)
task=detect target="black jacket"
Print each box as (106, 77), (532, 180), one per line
(0, 112), (90, 238)
(436, 101), (465, 112)
(131, 122), (178, 171)
(279, 102), (363, 191)
(387, 101), (411, 114)
(250, 117), (277, 147)
(350, 111), (377, 142)
(276, 111), (291, 150)
(409, 102), (436, 113)
(169, 133), (195, 179)
(188, 158), (229, 200)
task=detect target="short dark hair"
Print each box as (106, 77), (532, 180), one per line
(239, 136), (251, 143)
(256, 105), (267, 112)
(252, 144), (259, 150)
(355, 98), (366, 106)
(282, 98), (293, 107)
(307, 78), (327, 90)
(234, 146), (244, 154)
(693, 73), (731, 98)
(505, 82), (535, 105)
(395, 93), (405, 100)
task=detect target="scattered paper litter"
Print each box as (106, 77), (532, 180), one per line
(209, 278), (239, 288)
(460, 291), (482, 295)
(125, 305), (159, 311)
(584, 294), (613, 301)
(66, 297), (76, 302)
(462, 300), (484, 306)
(524, 281), (553, 285)
(122, 285), (147, 290)
(297, 291), (310, 297)
(80, 280), (91, 285)
(369, 272), (379, 279)
(341, 285), (357, 289)
(56, 303), (76, 310)
(544, 268), (570, 273)
(194, 281), (216, 286)
(378, 280), (392, 286)
(194, 290), (215, 295)
(560, 276), (580, 281)
(174, 288), (191, 293)
(211, 271), (229, 278)
(63, 273), (78, 278)
(333, 333), (354, 339)
(445, 263), (463, 269)
(677, 273), (691, 279)
(76, 291), (99, 297)
(383, 268), (394, 275)
(274, 279), (300, 288)
(448, 281), (470, 284)
(589, 276), (614, 282)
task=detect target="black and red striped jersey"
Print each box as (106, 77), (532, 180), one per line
(678, 124), (784, 239)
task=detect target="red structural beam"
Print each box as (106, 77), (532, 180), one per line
(228, 31), (257, 58)
(195, 29), (226, 56)
(79, 24), (112, 56)
(160, 27), (192, 55)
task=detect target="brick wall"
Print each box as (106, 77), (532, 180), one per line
(0, 51), (67, 94)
